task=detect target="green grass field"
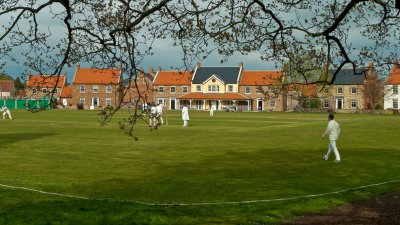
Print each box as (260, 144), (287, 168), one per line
(0, 109), (399, 224)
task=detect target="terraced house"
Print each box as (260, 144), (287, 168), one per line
(384, 63), (400, 110)
(152, 62), (285, 111)
(26, 73), (67, 100)
(71, 63), (122, 109)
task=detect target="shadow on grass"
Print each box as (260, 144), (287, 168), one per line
(0, 132), (56, 148)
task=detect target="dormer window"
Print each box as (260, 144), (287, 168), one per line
(208, 84), (220, 92)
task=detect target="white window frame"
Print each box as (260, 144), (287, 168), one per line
(256, 86), (263, 93)
(92, 85), (99, 93)
(350, 99), (357, 109)
(53, 88), (58, 93)
(393, 99), (398, 109)
(227, 85), (233, 92)
(196, 84), (202, 92)
(80, 85), (85, 93)
(323, 99), (329, 108)
(182, 86), (188, 93)
(337, 86), (343, 94)
(106, 98), (112, 106)
(351, 86), (357, 94)
(42, 88), (48, 94)
(270, 99), (276, 108)
(208, 85), (219, 92)
(32, 88), (37, 94)
(245, 86), (251, 94)
(79, 98), (85, 105)
(158, 86), (164, 93)
(393, 85), (398, 94)
(106, 85), (112, 93)
(170, 86), (176, 93)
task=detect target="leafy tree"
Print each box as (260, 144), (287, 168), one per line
(13, 77), (26, 90)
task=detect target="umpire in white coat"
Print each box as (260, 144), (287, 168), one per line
(321, 114), (341, 162)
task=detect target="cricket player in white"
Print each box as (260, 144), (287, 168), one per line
(210, 104), (216, 116)
(156, 103), (165, 125)
(2, 105), (12, 120)
(181, 104), (189, 127)
(321, 114), (341, 162)
(149, 103), (157, 128)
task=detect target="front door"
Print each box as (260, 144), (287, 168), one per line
(336, 98), (343, 109)
(170, 98), (176, 110)
(92, 97), (99, 107)
(257, 99), (264, 111)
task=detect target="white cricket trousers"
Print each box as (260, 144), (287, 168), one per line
(325, 140), (340, 161)
(3, 111), (12, 119)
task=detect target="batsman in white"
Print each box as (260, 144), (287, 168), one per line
(2, 105), (12, 120)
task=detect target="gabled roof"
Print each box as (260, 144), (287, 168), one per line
(0, 80), (15, 92)
(192, 67), (240, 84)
(332, 68), (366, 85)
(60, 86), (72, 98)
(387, 64), (400, 84)
(240, 70), (282, 85)
(290, 84), (318, 97)
(177, 92), (250, 100)
(73, 68), (121, 84)
(153, 71), (192, 85)
(27, 75), (66, 88)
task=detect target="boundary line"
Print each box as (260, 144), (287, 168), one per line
(1, 180), (400, 206)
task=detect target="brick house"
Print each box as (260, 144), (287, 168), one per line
(60, 86), (73, 107)
(0, 80), (16, 99)
(121, 69), (154, 109)
(384, 63), (400, 110)
(26, 73), (67, 100)
(239, 70), (285, 111)
(71, 64), (122, 109)
(152, 68), (193, 110)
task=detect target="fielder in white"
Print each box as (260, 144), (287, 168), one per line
(181, 104), (189, 127)
(156, 103), (165, 125)
(210, 104), (216, 116)
(149, 103), (157, 128)
(321, 114), (341, 162)
(2, 105), (12, 120)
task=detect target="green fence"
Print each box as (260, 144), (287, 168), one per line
(0, 99), (51, 110)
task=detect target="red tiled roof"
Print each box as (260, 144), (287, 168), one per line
(387, 64), (400, 84)
(177, 92), (250, 100)
(290, 84), (318, 97)
(27, 75), (66, 88)
(73, 68), (121, 84)
(60, 86), (73, 98)
(0, 80), (14, 91)
(153, 71), (192, 85)
(240, 70), (282, 85)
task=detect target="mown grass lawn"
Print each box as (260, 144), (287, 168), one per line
(0, 109), (399, 224)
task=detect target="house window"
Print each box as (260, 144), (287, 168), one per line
(270, 99), (276, 108)
(245, 86), (251, 94)
(323, 99), (329, 108)
(351, 86), (357, 94)
(269, 85), (275, 92)
(79, 98), (85, 105)
(196, 85), (201, 92)
(106, 85), (112, 93)
(53, 88), (58, 93)
(170, 86), (176, 93)
(257, 86), (263, 93)
(158, 86), (164, 93)
(42, 88), (48, 94)
(106, 98), (112, 106)
(80, 85), (85, 93)
(32, 88), (37, 94)
(93, 85), (99, 93)
(227, 85), (233, 92)
(393, 85), (398, 94)
(182, 86), (188, 93)
(208, 85), (219, 92)
(351, 99), (357, 109)
(337, 86), (343, 94)
(393, 99), (398, 109)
